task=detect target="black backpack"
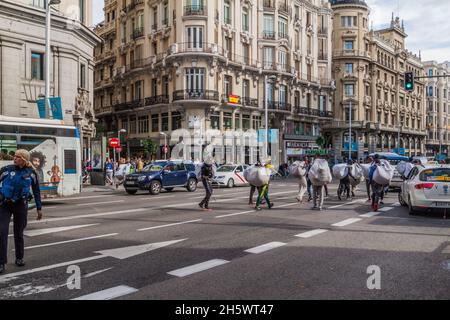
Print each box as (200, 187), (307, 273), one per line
(201, 164), (213, 178)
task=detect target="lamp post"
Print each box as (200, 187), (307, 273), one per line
(348, 100), (352, 161)
(160, 132), (167, 160)
(264, 75), (277, 161)
(45, 0), (61, 119)
(118, 129), (127, 160)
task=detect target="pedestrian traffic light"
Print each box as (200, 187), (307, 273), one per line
(405, 72), (414, 91)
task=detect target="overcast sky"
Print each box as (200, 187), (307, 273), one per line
(91, 0), (449, 63)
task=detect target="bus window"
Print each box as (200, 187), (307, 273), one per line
(0, 135), (17, 161)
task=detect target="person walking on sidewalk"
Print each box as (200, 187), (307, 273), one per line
(0, 150), (43, 274)
(199, 159), (216, 211)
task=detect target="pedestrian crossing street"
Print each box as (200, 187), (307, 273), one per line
(0, 183), (405, 300)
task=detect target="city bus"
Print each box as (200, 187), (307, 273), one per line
(0, 115), (81, 197)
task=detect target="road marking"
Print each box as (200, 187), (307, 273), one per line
(295, 229), (328, 238)
(359, 212), (380, 218)
(168, 259), (229, 277)
(83, 268), (113, 278)
(277, 203), (299, 208)
(24, 224), (99, 237)
(44, 195), (114, 202)
(72, 285), (138, 300)
(332, 218), (362, 227)
(392, 202), (401, 207)
(76, 200), (125, 207)
(138, 220), (202, 231)
(244, 242), (286, 254)
(378, 207), (394, 212)
(0, 239), (187, 282)
(29, 208), (148, 224)
(22, 233), (119, 250)
(328, 199), (366, 209)
(215, 210), (255, 219)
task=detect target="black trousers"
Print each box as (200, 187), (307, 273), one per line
(200, 178), (213, 208)
(0, 200), (28, 264)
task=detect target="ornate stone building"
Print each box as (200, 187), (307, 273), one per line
(423, 61), (450, 158)
(94, 0), (334, 164)
(325, 0), (427, 160)
(0, 0), (100, 162)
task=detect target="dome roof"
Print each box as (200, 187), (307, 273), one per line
(329, 0), (368, 8)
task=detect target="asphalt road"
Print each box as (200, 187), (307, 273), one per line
(0, 179), (449, 300)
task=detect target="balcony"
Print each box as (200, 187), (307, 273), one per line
(184, 5), (206, 16)
(145, 95), (169, 106)
(278, 32), (289, 40)
(333, 50), (371, 59)
(173, 90), (219, 102)
(122, 0), (144, 14)
(132, 27), (144, 40)
(278, 2), (291, 15)
(168, 42), (225, 56)
(296, 107), (319, 117)
(242, 97), (259, 108)
(268, 101), (292, 112)
(113, 99), (144, 113)
(151, 23), (158, 31)
(161, 18), (169, 27)
(263, 0), (275, 11)
(262, 31), (276, 40)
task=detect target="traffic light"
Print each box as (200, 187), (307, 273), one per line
(405, 72), (414, 91)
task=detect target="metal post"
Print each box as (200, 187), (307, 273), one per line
(164, 134), (167, 160)
(264, 75), (269, 160)
(349, 101), (352, 160)
(45, 0), (51, 119)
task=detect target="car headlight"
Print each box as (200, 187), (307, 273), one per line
(138, 176), (147, 182)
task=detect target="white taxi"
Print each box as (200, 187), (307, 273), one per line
(212, 164), (249, 188)
(399, 165), (450, 215)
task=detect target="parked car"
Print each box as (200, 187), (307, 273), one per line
(399, 164), (450, 215)
(124, 160), (198, 195)
(212, 164), (249, 188)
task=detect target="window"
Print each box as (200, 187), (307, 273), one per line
(129, 116), (137, 134)
(151, 79), (157, 96)
(163, 2), (169, 25)
(211, 112), (220, 129)
(185, 68), (205, 92)
(151, 114), (159, 132)
(224, 112), (232, 129)
(162, 76), (169, 96)
(278, 17), (287, 38)
(80, 63), (86, 88)
(344, 41), (354, 50)
(243, 44), (250, 64)
(243, 79), (250, 98)
(279, 85), (287, 105)
(138, 116), (148, 134)
(135, 80), (143, 100)
(235, 113), (241, 129)
(186, 26), (203, 49)
(31, 52), (44, 80)
(429, 69), (433, 77)
(242, 114), (250, 130)
(224, 0), (231, 24)
(252, 115), (261, 130)
(161, 113), (169, 131)
(344, 84), (354, 96)
(345, 63), (353, 74)
(172, 112), (182, 130)
(278, 50), (287, 71)
(224, 75), (232, 97)
(79, 0), (85, 23)
(263, 14), (274, 36)
(341, 16), (345, 27)
(242, 8), (249, 31)
(263, 47), (274, 69)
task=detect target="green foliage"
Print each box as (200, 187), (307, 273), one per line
(142, 139), (158, 158)
(315, 136), (325, 148)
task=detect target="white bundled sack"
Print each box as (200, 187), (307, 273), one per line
(245, 166), (270, 187)
(308, 159), (332, 186)
(360, 164), (371, 179)
(332, 164), (348, 180)
(350, 163), (364, 179)
(397, 161), (408, 176)
(289, 161), (306, 178)
(373, 159), (394, 185)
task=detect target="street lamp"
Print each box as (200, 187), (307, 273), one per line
(264, 75), (277, 160)
(45, 0), (61, 119)
(160, 132), (167, 160)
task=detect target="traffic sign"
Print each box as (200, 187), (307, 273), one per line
(116, 147), (122, 153)
(109, 138), (120, 148)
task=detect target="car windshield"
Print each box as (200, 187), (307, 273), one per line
(143, 162), (167, 172)
(420, 168), (450, 182)
(217, 166), (235, 172)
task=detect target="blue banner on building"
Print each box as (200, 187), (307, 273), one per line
(258, 129), (279, 143)
(37, 99), (46, 118)
(343, 142), (359, 151)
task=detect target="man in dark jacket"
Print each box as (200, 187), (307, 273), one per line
(199, 159), (216, 210)
(0, 150), (43, 274)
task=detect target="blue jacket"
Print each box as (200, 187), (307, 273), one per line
(0, 165), (42, 210)
(368, 164), (377, 183)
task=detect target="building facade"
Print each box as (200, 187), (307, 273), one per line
(325, 0), (427, 161)
(94, 0), (335, 164)
(0, 0), (100, 161)
(423, 61), (450, 158)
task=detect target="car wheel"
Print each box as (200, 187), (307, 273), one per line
(125, 189), (137, 195)
(165, 188), (174, 192)
(408, 196), (418, 215)
(149, 181), (161, 195)
(398, 192), (407, 207)
(227, 178), (235, 188)
(186, 178), (197, 192)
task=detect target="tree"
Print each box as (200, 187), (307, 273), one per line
(315, 136), (325, 148)
(142, 139), (158, 160)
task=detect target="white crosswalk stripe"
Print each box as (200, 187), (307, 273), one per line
(72, 285), (138, 300)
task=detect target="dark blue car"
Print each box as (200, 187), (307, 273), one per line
(124, 160), (198, 195)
